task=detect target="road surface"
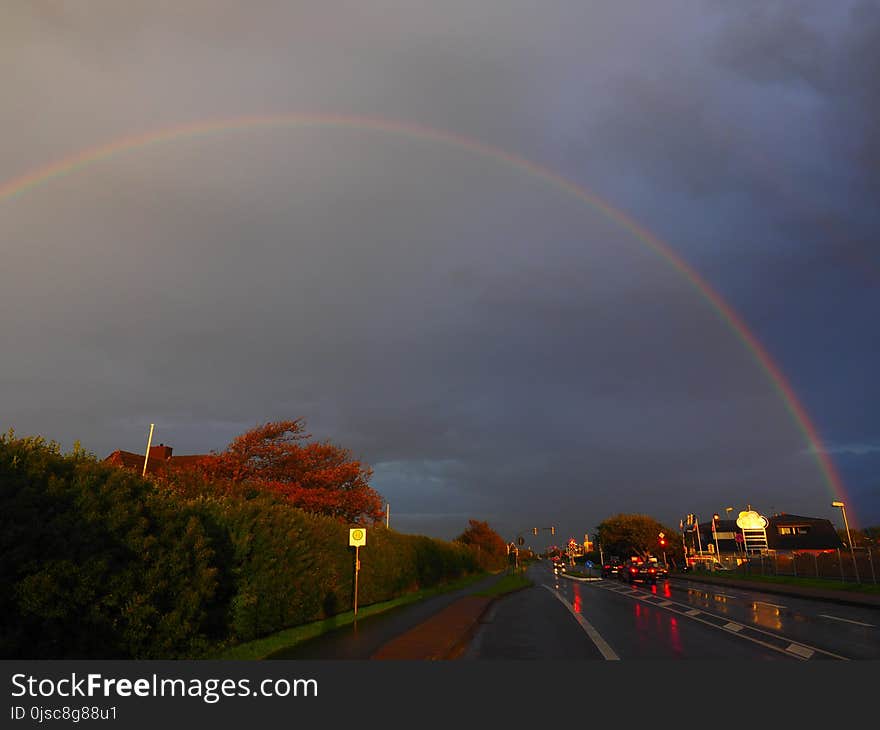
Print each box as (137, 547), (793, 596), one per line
(463, 562), (879, 660)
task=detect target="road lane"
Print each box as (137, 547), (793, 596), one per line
(466, 564), (795, 659)
(461, 572), (609, 659)
(660, 577), (880, 659)
(548, 571), (791, 660)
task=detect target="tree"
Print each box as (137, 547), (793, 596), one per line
(595, 513), (681, 563)
(183, 420), (384, 524)
(456, 519), (508, 569)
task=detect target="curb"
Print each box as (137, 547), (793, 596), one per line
(559, 572), (603, 582)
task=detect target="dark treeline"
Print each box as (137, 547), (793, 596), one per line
(0, 433), (500, 659)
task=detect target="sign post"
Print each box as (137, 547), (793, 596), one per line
(349, 528), (366, 626)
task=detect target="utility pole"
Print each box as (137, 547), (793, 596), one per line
(142, 423), (155, 477)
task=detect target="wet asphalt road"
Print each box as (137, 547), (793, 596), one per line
(463, 563), (880, 660)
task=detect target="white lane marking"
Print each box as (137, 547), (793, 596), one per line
(724, 622), (744, 632)
(587, 580), (851, 661)
(754, 601), (786, 609)
(543, 586), (620, 661)
(819, 614), (876, 628)
(714, 593), (738, 599)
(787, 643), (814, 659)
(658, 601), (674, 607)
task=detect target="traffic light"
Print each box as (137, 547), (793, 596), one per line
(659, 538), (666, 548)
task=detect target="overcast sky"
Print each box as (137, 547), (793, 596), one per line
(2, 1), (878, 543)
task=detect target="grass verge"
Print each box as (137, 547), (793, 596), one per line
(672, 571), (880, 595)
(206, 572), (493, 660)
(475, 572), (532, 597)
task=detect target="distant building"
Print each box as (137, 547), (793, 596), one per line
(103, 443), (210, 477)
(690, 513), (844, 557)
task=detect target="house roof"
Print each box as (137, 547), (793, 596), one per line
(103, 449), (210, 476)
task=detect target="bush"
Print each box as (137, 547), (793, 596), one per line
(0, 433), (483, 658)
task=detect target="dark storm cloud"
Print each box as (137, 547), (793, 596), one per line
(1, 1), (877, 540)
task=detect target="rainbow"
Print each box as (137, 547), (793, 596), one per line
(0, 113), (852, 515)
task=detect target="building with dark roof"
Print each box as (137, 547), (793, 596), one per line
(689, 513), (844, 558)
(103, 443), (210, 477)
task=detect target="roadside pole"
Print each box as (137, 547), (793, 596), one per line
(142, 423), (155, 477)
(349, 528), (367, 628)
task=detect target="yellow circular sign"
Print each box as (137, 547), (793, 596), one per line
(352, 529), (364, 541)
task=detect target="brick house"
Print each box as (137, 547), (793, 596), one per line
(103, 443), (210, 476)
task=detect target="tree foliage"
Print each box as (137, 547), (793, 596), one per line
(186, 420), (384, 524)
(595, 513), (681, 562)
(455, 519), (508, 569)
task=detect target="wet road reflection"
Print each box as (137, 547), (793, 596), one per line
(750, 602), (783, 631)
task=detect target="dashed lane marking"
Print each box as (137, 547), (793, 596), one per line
(818, 614), (876, 628)
(585, 580), (851, 661)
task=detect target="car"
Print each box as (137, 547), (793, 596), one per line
(619, 559), (657, 585)
(601, 561), (622, 578)
(646, 560), (668, 579)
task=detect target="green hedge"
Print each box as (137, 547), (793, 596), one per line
(0, 434), (482, 658)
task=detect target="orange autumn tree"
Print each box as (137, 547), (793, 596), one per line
(456, 519), (508, 569)
(197, 419), (384, 524)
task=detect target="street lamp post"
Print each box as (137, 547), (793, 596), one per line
(712, 514), (721, 563)
(832, 501), (860, 584)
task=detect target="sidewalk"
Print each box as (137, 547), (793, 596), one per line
(370, 569), (531, 660)
(370, 595), (493, 660)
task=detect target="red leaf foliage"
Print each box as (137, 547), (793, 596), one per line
(182, 420), (384, 523)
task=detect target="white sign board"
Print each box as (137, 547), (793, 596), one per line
(349, 528), (366, 547)
(736, 511), (768, 530)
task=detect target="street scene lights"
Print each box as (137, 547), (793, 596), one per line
(832, 501), (860, 584)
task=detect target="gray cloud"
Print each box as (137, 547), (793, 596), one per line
(1, 1), (877, 539)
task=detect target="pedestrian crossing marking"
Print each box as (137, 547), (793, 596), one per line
(786, 643), (814, 659)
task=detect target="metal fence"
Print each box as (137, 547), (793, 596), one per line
(732, 547), (877, 584)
